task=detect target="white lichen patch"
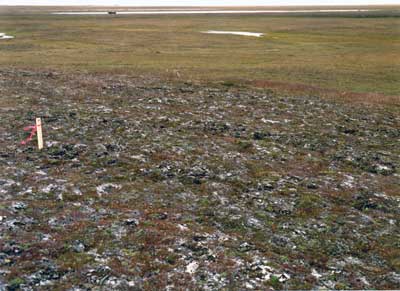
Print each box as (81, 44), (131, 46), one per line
(177, 224), (189, 231)
(186, 261), (199, 274)
(311, 268), (323, 279)
(0, 179), (18, 194)
(341, 174), (355, 188)
(96, 183), (121, 196)
(41, 184), (64, 194)
(261, 118), (280, 124)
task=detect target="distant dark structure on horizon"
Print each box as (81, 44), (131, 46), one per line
(108, 11), (117, 15)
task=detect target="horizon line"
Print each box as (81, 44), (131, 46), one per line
(2, 3), (400, 6)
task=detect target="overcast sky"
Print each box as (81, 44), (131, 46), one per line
(2, 0), (400, 6)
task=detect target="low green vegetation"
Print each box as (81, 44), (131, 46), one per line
(0, 7), (399, 96)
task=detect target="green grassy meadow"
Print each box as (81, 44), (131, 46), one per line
(1, 7), (399, 96)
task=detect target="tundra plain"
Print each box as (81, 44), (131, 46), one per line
(0, 6), (399, 290)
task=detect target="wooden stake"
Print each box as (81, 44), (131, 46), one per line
(36, 118), (43, 150)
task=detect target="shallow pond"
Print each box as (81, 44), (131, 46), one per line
(0, 33), (14, 40)
(202, 31), (263, 37)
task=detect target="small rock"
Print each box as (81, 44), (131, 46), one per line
(11, 202), (27, 211)
(72, 241), (86, 253)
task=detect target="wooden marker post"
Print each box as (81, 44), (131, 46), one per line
(36, 118), (43, 150)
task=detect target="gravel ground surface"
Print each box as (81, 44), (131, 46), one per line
(0, 69), (399, 290)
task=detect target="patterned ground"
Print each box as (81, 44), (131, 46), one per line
(0, 69), (399, 290)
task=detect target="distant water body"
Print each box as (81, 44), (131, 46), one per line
(52, 9), (375, 15)
(202, 31), (264, 37)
